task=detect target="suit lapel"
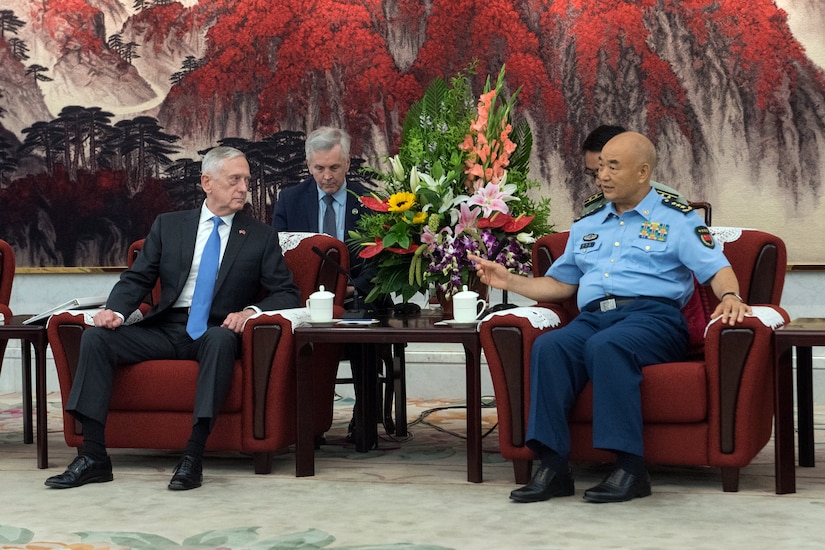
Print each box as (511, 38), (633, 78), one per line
(178, 211), (200, 293)
(345, 183), (367, 232)
(304, 179), (321, 232)
(214, 212), (249, 294)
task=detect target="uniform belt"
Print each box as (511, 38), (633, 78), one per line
(582, 296), (680, 313)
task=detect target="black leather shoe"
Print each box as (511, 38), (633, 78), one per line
(509, 466), (575, 503)
(168, 455), (203, 491)
(583, 467), (651, 503)
(45, 455), (113, 489)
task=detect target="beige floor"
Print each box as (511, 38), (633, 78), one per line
(1, 393), (824, 549)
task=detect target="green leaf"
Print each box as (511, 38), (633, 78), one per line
(74, 530), (180, 548)
(0, 525), (34, 545)
(248, 528), (337, 549)
(183, 527), (262, 547)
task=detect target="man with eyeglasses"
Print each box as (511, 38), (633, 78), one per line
(581, 125), (688, 216)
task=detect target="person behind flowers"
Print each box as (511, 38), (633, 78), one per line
(469, 132), (751, 504)
(580, 125), (689, 215)
(272, 126), (389, 448)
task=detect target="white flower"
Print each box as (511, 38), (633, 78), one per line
(389, 155), (406, 182)
(417, 170), (447, 192)
(409, 166), (421, 192)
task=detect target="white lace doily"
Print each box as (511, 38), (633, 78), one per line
(45, 308), (144, 327)
(479, 306), (562, 331)
(246, 307), (311, 333)
(704, 305), (786, 336)
(279, 232), (321, 253)
(709, 226), (753, 250)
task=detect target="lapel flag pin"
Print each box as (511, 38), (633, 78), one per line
(239, 229), (246, 235)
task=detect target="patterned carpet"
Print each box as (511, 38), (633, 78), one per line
(0, 392), (506, 549)
(1, 392), (824, 549)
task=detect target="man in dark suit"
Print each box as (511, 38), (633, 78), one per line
(272, 127), (388, 447)
(272, 126), (374, 300)
(45, 146), (300, 491)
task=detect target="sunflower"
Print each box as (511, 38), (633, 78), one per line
(387, 192), (416, 212)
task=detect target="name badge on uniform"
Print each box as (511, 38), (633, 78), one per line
(639, 221), (669, 241)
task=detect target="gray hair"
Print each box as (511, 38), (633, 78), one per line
(201, 146), (246, 176)
(305, 127), (351, 161)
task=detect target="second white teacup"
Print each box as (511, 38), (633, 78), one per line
(306, 285), (334, 323)
(452, 285), (487, 323)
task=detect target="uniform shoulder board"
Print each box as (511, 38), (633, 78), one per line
(575, 202), (606, 221)
(654, 188), (681, 201)
(583, 191), (604, 207)
(661, 197), (694, 214)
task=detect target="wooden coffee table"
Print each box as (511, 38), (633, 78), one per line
(0, 315), (49, 468)
(294, 311), (484, 482)
(773, 317), (825, 494)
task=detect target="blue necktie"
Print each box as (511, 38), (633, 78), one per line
(187, 217), (222, 339)
(322, 194), (337, 237)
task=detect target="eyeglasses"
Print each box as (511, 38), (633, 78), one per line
(583, 168), (598, 180)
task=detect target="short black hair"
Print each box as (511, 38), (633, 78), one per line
(581, 125), (626, 153)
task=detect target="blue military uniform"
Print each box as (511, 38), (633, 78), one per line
(526, 187), (730, 459)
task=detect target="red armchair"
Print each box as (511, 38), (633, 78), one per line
(48, 232), (348, 474)
(0, 239), (15, 372)
(480, 228), (789, 492)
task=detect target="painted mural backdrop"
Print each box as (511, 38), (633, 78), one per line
(0, 0), (823, 267)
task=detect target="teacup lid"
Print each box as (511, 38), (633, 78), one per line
(310, 285), (335, 299)
(453, 284), (477, 299)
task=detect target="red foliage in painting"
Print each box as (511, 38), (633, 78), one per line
(673, 0), (809, 113)
(129, 2), (189, 54)
(32, 0), (105, 55)
(157, 0), (820, 162)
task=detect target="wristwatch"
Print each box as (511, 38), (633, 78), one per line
(720, 291), (744, 303)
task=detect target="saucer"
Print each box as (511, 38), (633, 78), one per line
(335, 319), (380, 327)
(307, 320), (340, 327)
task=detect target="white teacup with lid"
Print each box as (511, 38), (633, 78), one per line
(451, 285), (488, 323)
(307, 285), (334, 323)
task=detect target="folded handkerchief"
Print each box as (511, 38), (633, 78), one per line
(479, 306), (562, 331)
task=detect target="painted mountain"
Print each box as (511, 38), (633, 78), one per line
(0, 0), (823, 266)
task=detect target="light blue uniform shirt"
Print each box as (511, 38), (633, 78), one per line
(547, 187), (730, 310)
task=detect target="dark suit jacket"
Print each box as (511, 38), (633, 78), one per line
(272, 177), (376, 298)
(108, 209), (300, 325)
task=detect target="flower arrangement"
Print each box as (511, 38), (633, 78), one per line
(350, 65), (552, 303)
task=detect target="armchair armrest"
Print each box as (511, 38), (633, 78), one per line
(240, 310), (343, 447)
(479, 304), (573, 449)
(46, 312), (90, 438)
(0, 304), (12, 371)
(703, 305), (790, 462)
